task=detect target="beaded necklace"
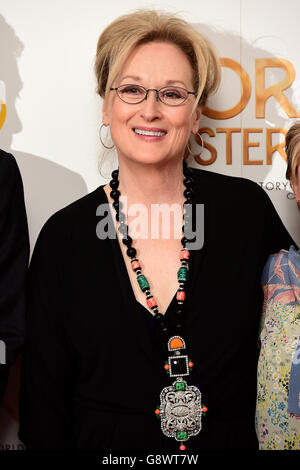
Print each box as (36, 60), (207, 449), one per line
(108, 160), (206, 451)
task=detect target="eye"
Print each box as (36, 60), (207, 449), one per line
(161, 88), (185, 99)
(119, 85), (144, 95)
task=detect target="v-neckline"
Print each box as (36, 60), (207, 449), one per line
(100, 185), (178, 320)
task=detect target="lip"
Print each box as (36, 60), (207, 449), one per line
(132, 126), (168, 142)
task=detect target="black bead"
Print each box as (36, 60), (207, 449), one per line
(183, 166), (193, 176)
(181, 236), (187, 246)
(183, 188), (193, 199)
(111, 170), (119, 179)
(122, 236), (132, 246)
(112, 201), (120, 211)
(118, 225), (128, 235)
(126, 247), (136, 257)
(109, 179), (119, 189)
(154, 313), (164, 321)
(184, 198), (193, 205)
(110, 189), (120, 200)
(183, 177), (194, 188)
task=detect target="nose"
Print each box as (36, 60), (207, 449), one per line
(140, 89), (162, 121)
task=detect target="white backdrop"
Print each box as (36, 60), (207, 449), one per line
(0, 0), (299, 449)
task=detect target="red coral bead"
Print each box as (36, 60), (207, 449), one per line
(180, 445), (186, 451)
(155, 409), (160, 415)
(202, 406), (207, 412)
(131, 260), (140, 271)
(164, 364), (169, 370)
(147, 297), (157, 308)
(176, 291), (185, 301)
(180, 250), (190, 260)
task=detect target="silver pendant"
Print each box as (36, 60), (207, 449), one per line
(160, 377), (202, 442)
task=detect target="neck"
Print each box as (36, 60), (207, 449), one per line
(117, 159), (186, 206)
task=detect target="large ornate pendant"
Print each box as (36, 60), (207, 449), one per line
(160, 377), (202, 442)
(157, 336), (203, 445)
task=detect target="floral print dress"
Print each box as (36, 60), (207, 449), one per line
(256, 246), (300, 450)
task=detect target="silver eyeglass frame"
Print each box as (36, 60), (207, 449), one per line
(109, 84), (197, 106)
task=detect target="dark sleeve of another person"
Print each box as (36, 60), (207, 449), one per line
(0, 150), (29, 404)
(18, 210), (75, 449)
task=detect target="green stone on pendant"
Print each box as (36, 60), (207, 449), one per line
(177, 431), (187, 441)
(175, 382), (186, 391)
(177, 267), (188, 281)
(137, 275), (150, 292)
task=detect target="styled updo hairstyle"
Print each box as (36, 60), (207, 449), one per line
(94, 9), (221, 114)
(286, 122), (300, 183)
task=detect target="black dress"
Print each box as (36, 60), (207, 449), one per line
(19, 167), (295, 451)
(0, 150), (29, 404)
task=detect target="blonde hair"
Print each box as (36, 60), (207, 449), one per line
(285, 122), (300, 182)
(94, 9), (221, 114)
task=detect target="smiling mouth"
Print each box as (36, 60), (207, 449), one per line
(133, 128), (167, 137)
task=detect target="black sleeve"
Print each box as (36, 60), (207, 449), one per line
(0, 151), (29, 403)
(18, 211), (75, 449)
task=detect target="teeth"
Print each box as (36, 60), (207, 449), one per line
(134, 128), (166, 136)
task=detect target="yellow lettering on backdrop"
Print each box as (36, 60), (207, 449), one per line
(266, 128), (287, 165)
(255, 58), (300, 118)
(216, 128), (241, 164)
(203, 58), (251, 120)
(0, 100), (7, 130)
(243, 129), (263, 165)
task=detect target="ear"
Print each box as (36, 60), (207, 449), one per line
(192, 106), (202, 134)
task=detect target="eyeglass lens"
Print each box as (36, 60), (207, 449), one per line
(117, 84), (189, 105)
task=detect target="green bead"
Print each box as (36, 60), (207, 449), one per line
(177, 431), (187, 441)
(177, 267), (188, 281)
(175, 382), (186, 391)
(137, 275), (150, 292)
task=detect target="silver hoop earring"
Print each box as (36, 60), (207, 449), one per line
(187, 131), (204, 156)
(99, 123), (115, 149)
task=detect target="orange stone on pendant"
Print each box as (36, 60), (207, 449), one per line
(169, 337), (184, 350)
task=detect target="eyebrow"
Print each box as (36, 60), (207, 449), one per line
(120, 75), (187, 87)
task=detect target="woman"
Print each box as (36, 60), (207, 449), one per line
(256, 123), (300, 450)
(19, 10), (294, 451)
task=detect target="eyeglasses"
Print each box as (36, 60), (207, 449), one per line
(110, 84), (197, 106)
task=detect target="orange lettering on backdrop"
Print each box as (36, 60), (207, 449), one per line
(203, 58), (251, 120)
(266, 128), (287, 165)
(255, 58), (300, 118)
(194, 127), (217, 166)
(216, 128), (241, 164)
(0, 100), (7, 130)
(243, 129), (263, 165)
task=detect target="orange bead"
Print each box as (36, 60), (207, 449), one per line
(147, 297), (157, 308)
(180, 445), (186, 451)
(164, 364), (169, 370)
(155, 409), (160, 415)
(188, 361), (193, 367)
(131, 260), (140, 271)
(180, 250), (190, 260)
(202, 406), (207, 412)
(176, 291), (185, 301)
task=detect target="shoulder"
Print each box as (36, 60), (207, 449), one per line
(0, 149), (21, 183)
(190, 166), (269, 205)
